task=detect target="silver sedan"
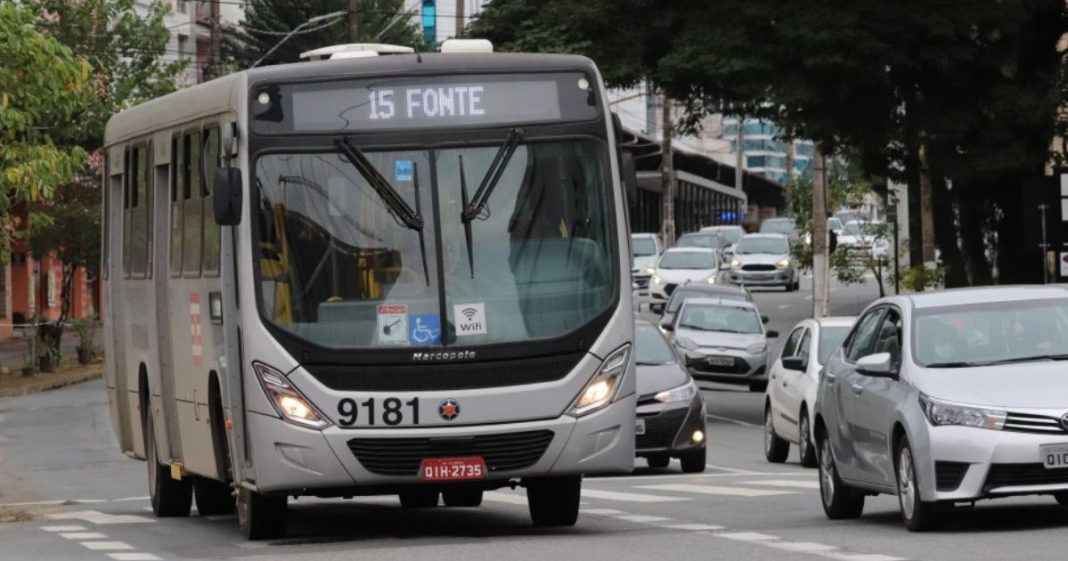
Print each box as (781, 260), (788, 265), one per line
(814, 285), (1068, 531)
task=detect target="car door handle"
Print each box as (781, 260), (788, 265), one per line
(850, 383), (864, 394)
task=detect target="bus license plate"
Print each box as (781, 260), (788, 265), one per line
(1041, 443), (1068, 469)
(420, 457), (486, 481)
(636, 418), (646, 435)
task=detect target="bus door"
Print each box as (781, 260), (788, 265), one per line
(107, 146), (134, 453)
(154, 133), (182, 461)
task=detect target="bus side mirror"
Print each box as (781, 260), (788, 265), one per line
(214, 167), (243, 226)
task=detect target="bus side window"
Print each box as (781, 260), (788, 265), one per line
(170, 135), (183, 277)
(131, 143), (152, 279)
(122, 146), (133, 279)
(182, 130), (203, 278)
(202, 127), (221, 277)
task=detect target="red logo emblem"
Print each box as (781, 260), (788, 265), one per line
(439, 399), (460, 421)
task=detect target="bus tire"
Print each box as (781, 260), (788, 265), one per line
(237, 487), (287, 540)
(526, 475), (581, 527)
(194, 478), (235, 516)
(399, 490), (439, 508)
(144, 413), (192, 517)
(442, 488), (483, 507)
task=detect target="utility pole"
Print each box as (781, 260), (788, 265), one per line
(660, 95), (676, 247)
(785, 139), (795, 180)
(812, 147), (829, 318)
(735, 118), (744, 192)
(348, 0), (359, 41)
(456, 0), (465, 36)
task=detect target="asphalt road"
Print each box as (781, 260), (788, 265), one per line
(13, 276), (1068, 561)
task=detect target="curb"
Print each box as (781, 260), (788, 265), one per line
(0, 367), (103, 399)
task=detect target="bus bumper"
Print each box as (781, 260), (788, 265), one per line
(248, 394), (636, 494)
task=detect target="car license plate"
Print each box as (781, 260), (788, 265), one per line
(420, 457), (486, 481)
(636, 418), (646, 435)
(1040, 443), (1068, 469)
(706, 356), (733, 366)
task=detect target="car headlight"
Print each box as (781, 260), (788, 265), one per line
(919, 394), (1006, 430)
(746, 341), (767, 354)
(645, 266), (656, 275)
(706, 275), (718, 284)
(253, 362), (331, 429)
(570, 344), (630, 416)
(776, 259), (791, 269)
(675, 337), (698, 351)
(655, 380), (699, 403)
(652, 275), (663, 285)
(730, 259), (742, 270)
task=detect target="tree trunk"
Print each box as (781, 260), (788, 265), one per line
(918, 145), (936, 264)
(812, 147), (829, 318)
(906, 147), (924, 266)
(930, 175), (967, 288)
(660, 97), (676, 247)
(994, 176), (1039, 284)
(956, 187), (993, 286)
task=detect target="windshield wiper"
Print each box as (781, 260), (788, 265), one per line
(336, 137), (429, 284)
(461, 128), (523, 222)
(985, 354), (1068, 365)
(924, 361), (981, 368)
(678, 323), (710, 331)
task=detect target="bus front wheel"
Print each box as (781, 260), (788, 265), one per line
(237, 487), (287, 540)
(526, 475), (581, 527)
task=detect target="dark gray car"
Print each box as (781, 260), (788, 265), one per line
(635, 321), (707, 473)
(652, 283), (755, 331)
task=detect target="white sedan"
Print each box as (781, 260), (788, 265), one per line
(648, 248), (722, 307)
(764, 317), (855, 467)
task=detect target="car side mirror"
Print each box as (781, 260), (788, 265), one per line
(213, 167), (243, 226)
(650, 302), (665, 315)
(662, 321), (674, 332)
(761, 315), (769, 324)
(766, 330), (779, 338)
(782, 356), (804, 371)
(856, 352), (897, 379)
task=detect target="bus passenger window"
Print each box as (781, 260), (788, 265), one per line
(182, 130), (202, 277)
(170, 136), (183, 277)
(202, 127), (221, 276)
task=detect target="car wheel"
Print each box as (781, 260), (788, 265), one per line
(442, 488), (483, 507)
(646, 455), (670, 469)
(798, 410), (817, 468)
(679, 449), (706, 473)
(818, 430), (865, 519)
(749, 381), (768, 392)
(399, 490), (439, 508)
(527, 476), (581, 527)
(896, 437), (942, 531)
(764, 406), (789, 463)
(1056, 493), (1068, 506)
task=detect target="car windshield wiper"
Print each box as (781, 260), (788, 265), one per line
(678, 323), (710, 331)
(985, 354), (1068, 365)
(924, 361), (982, 368)
(459, 129), (523, 277)
(336, 137), (429, 284)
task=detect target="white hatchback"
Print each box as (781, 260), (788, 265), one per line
(648, 248), (721, 307)
(763, 317), (855, 467)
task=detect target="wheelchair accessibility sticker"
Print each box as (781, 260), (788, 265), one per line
(409, 314), (441, 345)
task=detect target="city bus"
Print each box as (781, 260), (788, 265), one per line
(102, 41), (637, 539)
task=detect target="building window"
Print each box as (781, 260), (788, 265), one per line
(177, 0), (186, 14)
(747, 155), (767, 168)
(422, 0), (437, 45)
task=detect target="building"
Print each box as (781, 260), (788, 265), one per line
(409, 0), (489, 45)
(721, 117), (815, 184)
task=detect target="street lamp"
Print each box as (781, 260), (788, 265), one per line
(250, 10), (347, 68)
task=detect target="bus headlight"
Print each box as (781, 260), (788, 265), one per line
(570, 344), (630, 417)
(253, 362), (331, 430)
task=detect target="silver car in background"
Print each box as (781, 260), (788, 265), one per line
(814, 286), (1068, 531)
(665, 298), (778, 392)
(728, 234), (800, 291)
(631, 233), (663, 298)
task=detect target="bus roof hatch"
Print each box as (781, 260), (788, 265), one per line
(299, 43), (416, 61)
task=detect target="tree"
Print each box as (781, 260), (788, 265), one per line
(28, 182), (102, 324)
(0, 3), (91, 262)
(224, 0), (422, 69)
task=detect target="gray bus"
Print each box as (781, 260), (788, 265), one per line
(102, 41), (636, 539)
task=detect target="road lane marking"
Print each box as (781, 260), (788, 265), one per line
(582, 508), (627, 516)
(636, 483), (795, 497)
(581, 489), (689, 503)
(661, 523), (725, 531)
(47, 511), (155, 525)
(482, 492), (528, 505)
(741, 479), (821, 489)
(705, 414), (760, 428)
(719, 531), (779, 542)
(615, 514), (672, 523)
(826, 555), (905, 561)
(770, 541), (840, 553)
(60, 532), (108, 540)
(80, 541), (135, 551)
(107, 554), (163, 561)
(41, 525), (86, 532)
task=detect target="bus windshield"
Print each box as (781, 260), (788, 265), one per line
(253, 139), (614, 349)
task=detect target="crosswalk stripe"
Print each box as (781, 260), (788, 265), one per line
(768, 541), (840, 553)
(583, 508), (627, 516)
(615, 514), (672, 523)
(81, 541), (135, 551)
(636, 484), (796, 497)
(661, 523), (725, 531)
(741, 479), (821, 490)
(581, 489), (689, 503)
(719, 532), (779, 542)
(107, 554), (163, 561)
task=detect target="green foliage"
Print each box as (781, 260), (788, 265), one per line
(224, 0), (422, 68)
(890, 264), (946, 293)
(0, 3), (92, 262)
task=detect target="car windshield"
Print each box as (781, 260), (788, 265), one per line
(679, 304), (762, 334)
(707, 227), (742, 244)
(635, 324), (676, 364)
(666, 289), (747, 313)
(677, 234), (724, 249)
(913, 298), (1068, 366)
(760, 219), (795, 235)
(632, 237), (657, 257)
(658, 251), (717, 270)
(734, 237), (788, 255)
(253, 139), (614, 349)
(842, 222), (868, 236)
(818, 325), (852, 364)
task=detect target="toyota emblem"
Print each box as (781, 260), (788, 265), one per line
(439, 399), (460, 421)
(1060, 413), (1068, 432)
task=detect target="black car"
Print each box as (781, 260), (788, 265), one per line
(634, 320), (707, 473)
(651, 282), (754, 330)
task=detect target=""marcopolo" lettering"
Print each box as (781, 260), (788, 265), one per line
(412, 350), (477, 362)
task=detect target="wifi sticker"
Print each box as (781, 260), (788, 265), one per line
(453, 302), (487, 336)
